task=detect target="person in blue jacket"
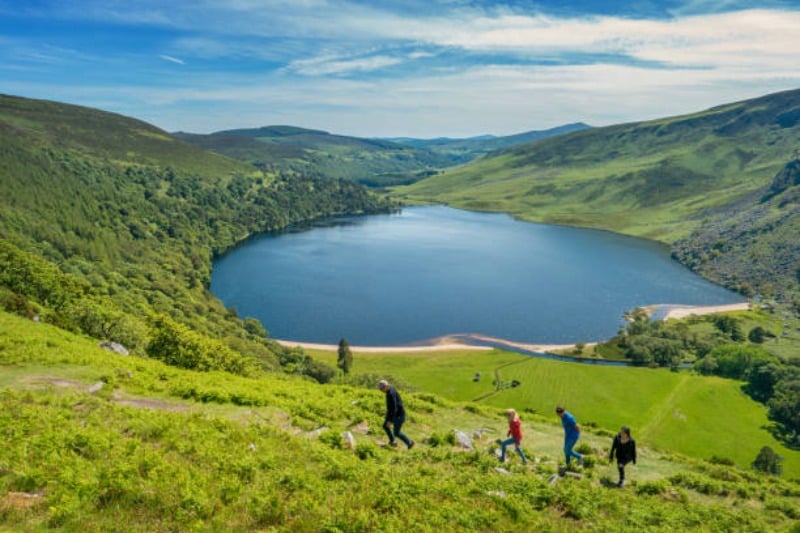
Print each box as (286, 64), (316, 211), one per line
(556, 405), (583, 467)
(378, 379), (414, 449)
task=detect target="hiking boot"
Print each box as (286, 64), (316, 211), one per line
(389, 441), (398, 447)
(407, 441), (415, 450)
(616, 480), (624, 488)
(577, 456), (584, 467)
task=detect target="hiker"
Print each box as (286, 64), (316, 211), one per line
(497, 408), (527, 464)
(378, 379), (414, 449)
(609, 426), (637, 487)
(556, 405), (583, 466)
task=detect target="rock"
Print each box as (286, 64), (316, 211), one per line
(494, 467), (511, 475)
(351, 420), (370, 434)
(472, 428), (491, 441)
(342, 431), (356, 449)
(87, 381), (104, 393)
(99, 341), (129, 356)
(454, 430), (474, 450)
(305, 426), (329, 438)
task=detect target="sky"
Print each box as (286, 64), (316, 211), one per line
(1, 0), (799, 138)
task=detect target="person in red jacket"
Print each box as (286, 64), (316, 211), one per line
(497, 408), (527, 464)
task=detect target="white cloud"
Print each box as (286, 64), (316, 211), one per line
(159, 54), (185, 65)
(5, 2), (800, 137)
(287, 54), (404, 76)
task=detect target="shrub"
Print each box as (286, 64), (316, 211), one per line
(146, 314), (254, 375)
(708, 455), (735, 466)
(318, 429), (344, 450)
(575, 442), (594, 455)
(752, 446), (783, 476)
(637, 479), (669, 496)
(354, 442), (377, 460)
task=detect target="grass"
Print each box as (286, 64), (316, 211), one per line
(3, 311), (800, 531)
(312, 346), (800, 478)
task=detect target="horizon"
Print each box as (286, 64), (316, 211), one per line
(1, 1), (799, 138)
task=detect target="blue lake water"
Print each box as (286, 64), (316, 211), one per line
(210, 205), (744, 346)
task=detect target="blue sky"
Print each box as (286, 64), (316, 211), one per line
(1, 0), (799, 137)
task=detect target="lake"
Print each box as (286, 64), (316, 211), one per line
(210, 205), (744, 346)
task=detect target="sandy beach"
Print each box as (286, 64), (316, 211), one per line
(276, 301), (751, 354)
(658, 302), (750, 320)
(275, 338), (493, 353)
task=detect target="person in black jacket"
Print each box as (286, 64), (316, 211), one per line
(609, 426), (636, 487)
(378, 379), (414, 449)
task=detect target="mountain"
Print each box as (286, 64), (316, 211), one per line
(174, 123), (591, 188)
(396, 88), (800, 299)
(387, 122), (592, 162)
(173, 125), (455, 188)
(0, 93), (395, 379)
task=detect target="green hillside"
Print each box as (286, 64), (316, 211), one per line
(3, 311), (800, 531)
(397, 88), (800, 244)
(0, 93), (396, 382)
(174, 125), (455, 188)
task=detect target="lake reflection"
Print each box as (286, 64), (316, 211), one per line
(211, 206), (743, 346)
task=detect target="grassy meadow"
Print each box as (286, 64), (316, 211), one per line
(4, 312), (800, 530)
(310, 346), (800, 478)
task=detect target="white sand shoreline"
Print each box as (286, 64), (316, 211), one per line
(275, 301), (750, 354)
(656, 301), (750, 320)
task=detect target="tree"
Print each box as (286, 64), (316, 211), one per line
(751, 446), (783, 476)
(748, 326), (767, 344)
(243, 317), (268, 338)
(768, 379), (800, 442)
(337, 338), (353, 374)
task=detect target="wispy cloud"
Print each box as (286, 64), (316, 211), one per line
(159, 54), (185, 65)
(287, 53), (404, 76)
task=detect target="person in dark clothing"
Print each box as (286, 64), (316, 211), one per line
(609, 426), (637, 487)
(378, 379), (414, 449)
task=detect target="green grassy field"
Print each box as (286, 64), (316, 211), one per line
(4, 311), (800, 530)
(311, 347), (800, 478)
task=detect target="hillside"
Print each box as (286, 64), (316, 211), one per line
(174, 123), (591, 189)
(2, 310), (800, 531)
(308, 330), (800, 479)
(173, 126), (454, 188)
(672, 157), (800, 299)
(397, 89), (800, 243)
(0, 93), (396, 381)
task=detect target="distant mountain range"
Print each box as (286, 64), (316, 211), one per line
(384, 122), (590, 161)
(173, 123), (590, 187)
